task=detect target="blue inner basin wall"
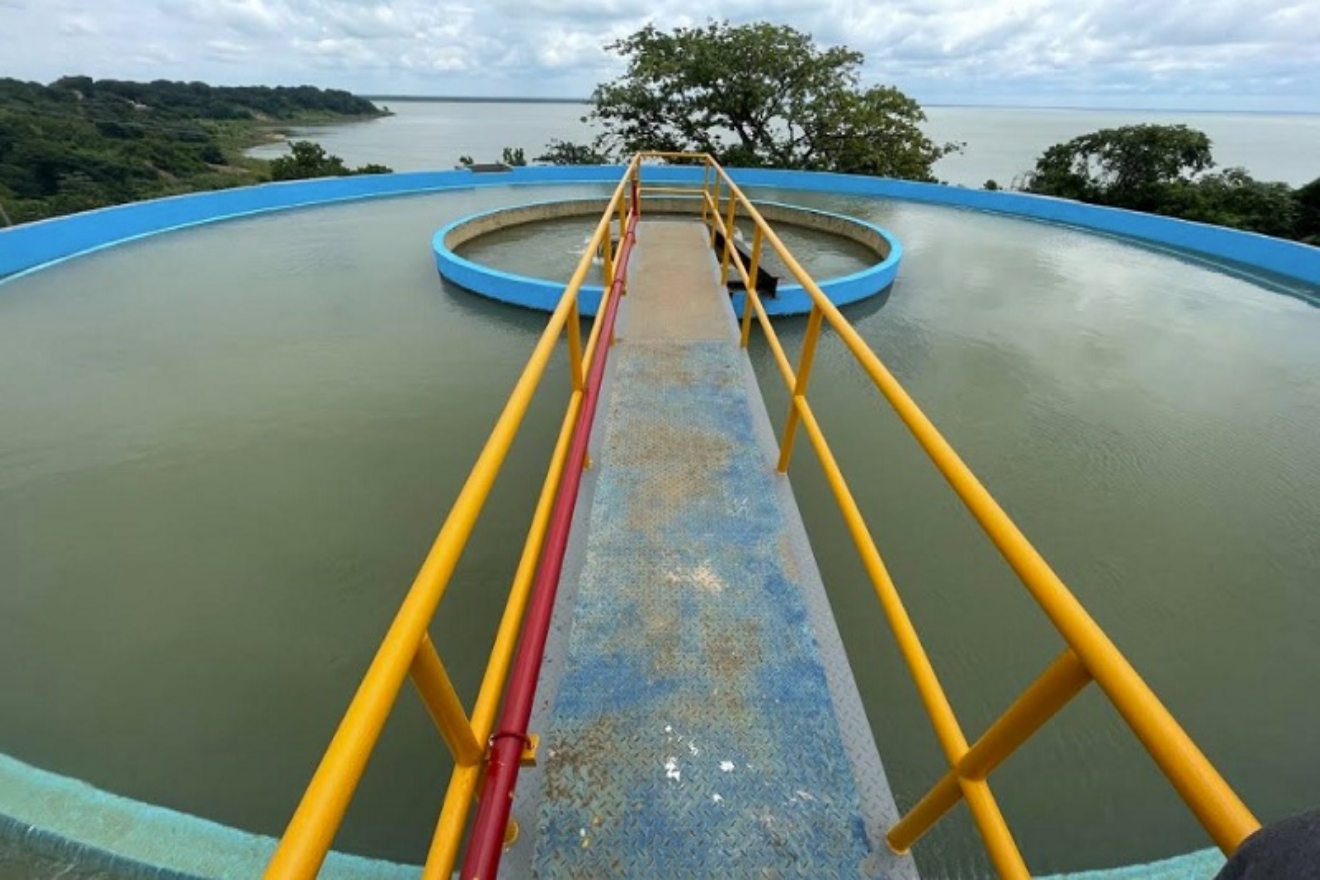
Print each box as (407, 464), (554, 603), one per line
(431, 197), (905, 317)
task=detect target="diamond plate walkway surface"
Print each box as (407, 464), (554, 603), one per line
(508, 220), (918, 879)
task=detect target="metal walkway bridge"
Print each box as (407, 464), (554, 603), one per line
(263, 155), (1259, 879)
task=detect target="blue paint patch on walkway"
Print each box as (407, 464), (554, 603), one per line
(529, 338), (885, 878)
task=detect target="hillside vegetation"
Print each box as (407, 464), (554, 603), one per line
(0, 77), (389, 223)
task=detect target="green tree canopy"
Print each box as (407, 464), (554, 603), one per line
(1176, 168), (1298, 239)
(543, 20), (957, 180)
(0, 76), (386, 222)
(1020, 123), (1316, 243)
(1295, 176), (1320, 244)
(535, 139), (611, 165)
(270, 141), (348, 180)
(1022, 124), (1213, 211)
(263, 140), (392, 181)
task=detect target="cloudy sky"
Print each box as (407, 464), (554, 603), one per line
(3, 0), (1318, 111)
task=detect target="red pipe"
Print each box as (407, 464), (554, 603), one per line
(460, 209), (639, 879)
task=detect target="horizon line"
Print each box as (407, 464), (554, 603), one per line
(361, 94), (1319, 116)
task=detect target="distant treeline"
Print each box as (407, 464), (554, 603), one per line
(11, 77), (383, 121)
(0, 77), (387, 223)
(1003, 124), (1320, 246)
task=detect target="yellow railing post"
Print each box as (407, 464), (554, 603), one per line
(602, 221), (615, 290)
(888, 650), (1092, 852)
(720, 196), (737, 285)
(566, 298), (585, 394)
(620, 167), (634, 299)
(617, 197), (625, 240)
(709, 176), (723, 247)
(746, 226), (764, 291)
(617, 196), (627, 277)
(701, 161), (712, 226)
(739, 227), (764, 348)
(409, 634), (484, 767)
(776, 304), (823, 473)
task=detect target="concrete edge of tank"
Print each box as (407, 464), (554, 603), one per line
(0, 753), (415, 879)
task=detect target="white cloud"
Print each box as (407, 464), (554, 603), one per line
(205, 38), (252, 60)
(0, 0), (1315, 110)
(57, 12), (100, 35)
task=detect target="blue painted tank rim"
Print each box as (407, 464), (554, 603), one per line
(4, 164), (1315, 289)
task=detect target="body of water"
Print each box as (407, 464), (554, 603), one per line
(922, 105), (1320, 188)
(4, 104), (1319, 878)
(246, 99), (1320, 188)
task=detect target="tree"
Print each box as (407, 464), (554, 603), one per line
(500, 146), (527, 167)
(1018, 124), (1319, 242)
(536, 139), (612, 166)
(540, 20), (956, 180)
(269, 140), (391, 181)
(1175, 168), (1298, 239)
(270, 141), (349, 180)
(1021, 124), (1214, 212)
(1295, 176), (1320, 244)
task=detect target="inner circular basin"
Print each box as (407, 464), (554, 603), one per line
(455, 213), (877, 286)
(1, 184), (1317, 878)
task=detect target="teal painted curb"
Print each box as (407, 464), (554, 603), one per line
(1040, 846), (1225, 880)
(0, 754), (414, 879)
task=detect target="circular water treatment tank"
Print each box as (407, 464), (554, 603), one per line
(1, 169), (1318, 879)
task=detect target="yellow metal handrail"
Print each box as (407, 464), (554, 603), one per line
(269, 151), (1258, 879)
(655, 151), (1260, 877)
(264, 157), (643, 880)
